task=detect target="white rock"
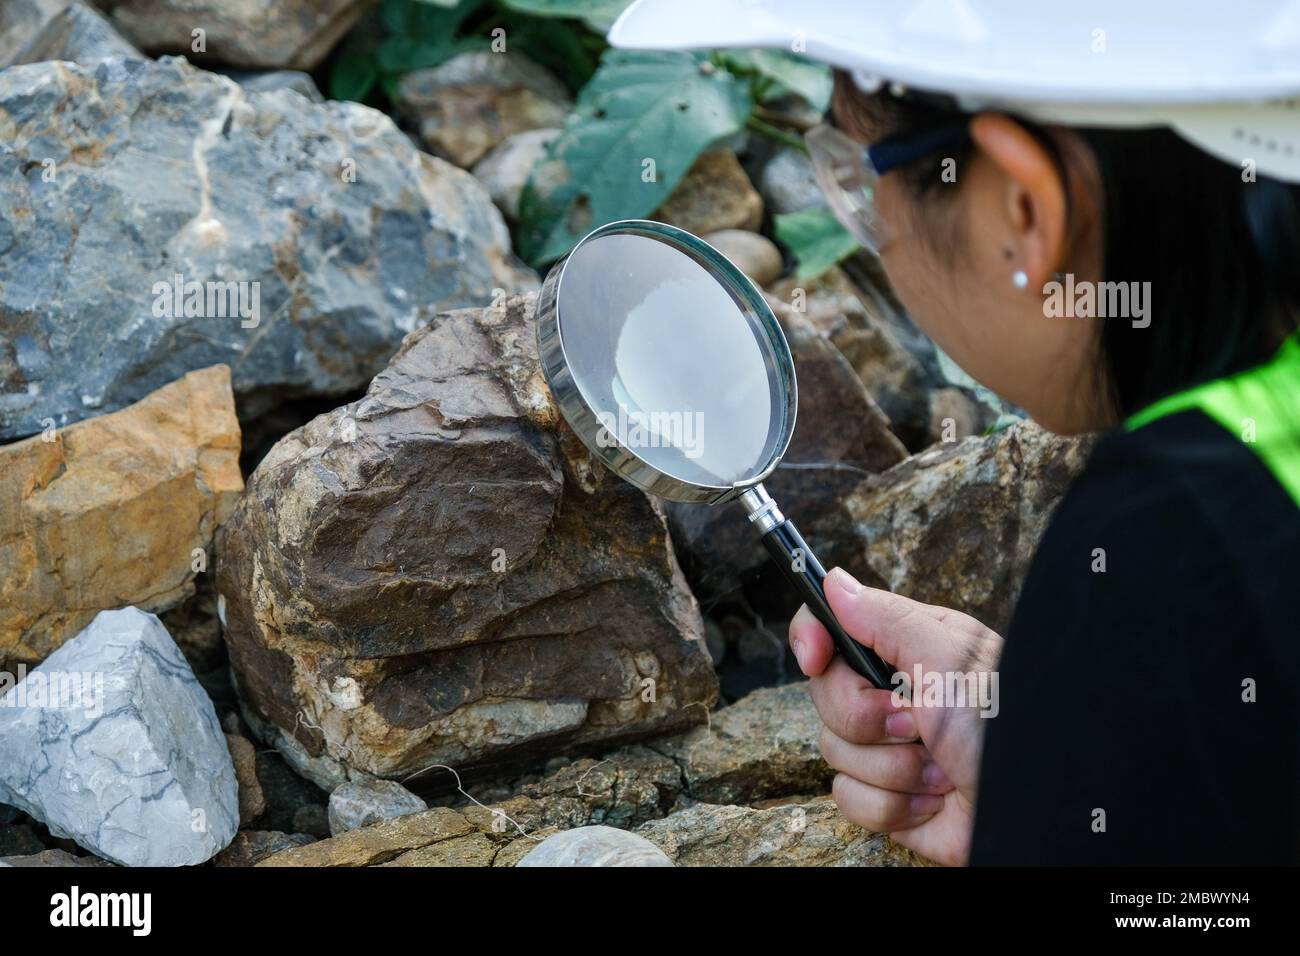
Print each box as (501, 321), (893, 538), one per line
(0, 607), (239, 866)
(516, 826), (674, 867)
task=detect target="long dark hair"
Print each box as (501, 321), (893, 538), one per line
(832, 71), (1300, 419)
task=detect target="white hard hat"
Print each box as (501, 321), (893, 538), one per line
(608, 0), (1300, 183)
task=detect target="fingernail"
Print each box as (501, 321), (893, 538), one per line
(790, 636), (806, 670)
(828, 567), (863, 595)
(910, 794), (943, 816)
(922, 762), (949, 789)
(885, 710), (916, 739)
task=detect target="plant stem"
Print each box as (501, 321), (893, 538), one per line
(746, 114), (807, 152)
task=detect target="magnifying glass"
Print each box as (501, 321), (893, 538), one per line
(535, 220), (894, 689)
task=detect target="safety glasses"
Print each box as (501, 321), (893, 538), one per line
(805, 120), (971, 255)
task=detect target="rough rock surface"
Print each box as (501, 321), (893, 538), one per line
(0, 0), (67, 65)
(91, 0), (367, 70)
(665, 303), (906, 605)
(328, 779), (428, 836)
(256, 807), (477, 867)
(9, 1), (138, 66)
(0, 607), (239, 866)
(226, 733), (266, 825)
(0, 848), (113, 867)
(516, 825), (672, 867)
(0, 365), (242, 667)
(635, 798), (927, 866)
(217, 293), (718, 788)
(213, 829), (312, 867)
(837, 422), (1095, 634)
(654, 150), (763, 236)
(395, 52), (571, 169)
(653, 682), (831, 804)
(0, 56), (534, 442)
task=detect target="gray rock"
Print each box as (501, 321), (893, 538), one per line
(0, 0), (66, 66)
(0, 56), (535, 441)
(9, 1), (139, 66)
(395, 51), (572, 168)
(759, 147), (829, 215)
(221, 69), (322, 102)
(516, 826), (673, 867)
(91, 0), (367, 70)
(471, 127), (559, 222)
(0, 607), (239, 866)
(328, 779), (428, 836)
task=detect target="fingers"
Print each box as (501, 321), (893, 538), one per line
(806, 654), (917, 744)
(831, 772), (944, 833)
(788, 604), (834, 676)
(823, 567), (969, 673)
(819, 727), (951, 794)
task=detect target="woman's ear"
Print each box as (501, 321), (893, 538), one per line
(969, 113), (1069, 289)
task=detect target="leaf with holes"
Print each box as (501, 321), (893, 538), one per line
(517, 50), (753, 266)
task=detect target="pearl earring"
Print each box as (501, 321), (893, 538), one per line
(1012, 270), (1029, 290)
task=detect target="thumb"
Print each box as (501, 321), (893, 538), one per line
(823, 567), (957, 675)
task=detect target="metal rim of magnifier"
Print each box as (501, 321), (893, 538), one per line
(536, 219), (798, 506)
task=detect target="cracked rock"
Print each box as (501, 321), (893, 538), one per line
(0, 607), (239, 866)
(0, 365), (242, 668)
(0, 56), (534, 442)
(217, 293), (718, 788)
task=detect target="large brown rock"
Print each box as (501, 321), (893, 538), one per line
(91, 0), (367, 70)
(0, 365), (242, 667)
(835, 422), (1095, 634)
(217, 294), (718, 788)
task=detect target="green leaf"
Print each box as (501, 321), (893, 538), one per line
(717, 50), (832, 111)
(517, 50), (753, 266)
(501, 0), (632, 32)
(773, 209), (859, 279)
(330, 45), (380, 102)
(508, 16), (602, 92)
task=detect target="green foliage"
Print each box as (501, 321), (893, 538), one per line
(715, 50), (832, 111)
(517, 51), (753, 265)
(773, 208), (859, 280)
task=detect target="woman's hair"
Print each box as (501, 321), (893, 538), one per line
(831, 71), (1300, 418)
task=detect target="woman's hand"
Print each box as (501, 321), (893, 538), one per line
(789, 567), (1003, 866)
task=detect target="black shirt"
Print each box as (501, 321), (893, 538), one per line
(970, 409), (1300, 864)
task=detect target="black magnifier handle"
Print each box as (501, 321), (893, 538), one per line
(741, 486), (895, 689)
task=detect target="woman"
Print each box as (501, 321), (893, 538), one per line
(611, 1), (1300, 864)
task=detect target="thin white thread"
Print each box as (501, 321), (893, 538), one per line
(574, 759), (612, 798)
(293, 710), (353, 760)
(402, 763), (544, 842)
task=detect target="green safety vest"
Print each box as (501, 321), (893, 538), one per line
(1126, 333), (1300, 509)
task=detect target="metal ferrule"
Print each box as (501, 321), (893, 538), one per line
(739, 483), (784, 534)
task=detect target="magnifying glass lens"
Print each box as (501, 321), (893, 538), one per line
(558, 233), (783, 487)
